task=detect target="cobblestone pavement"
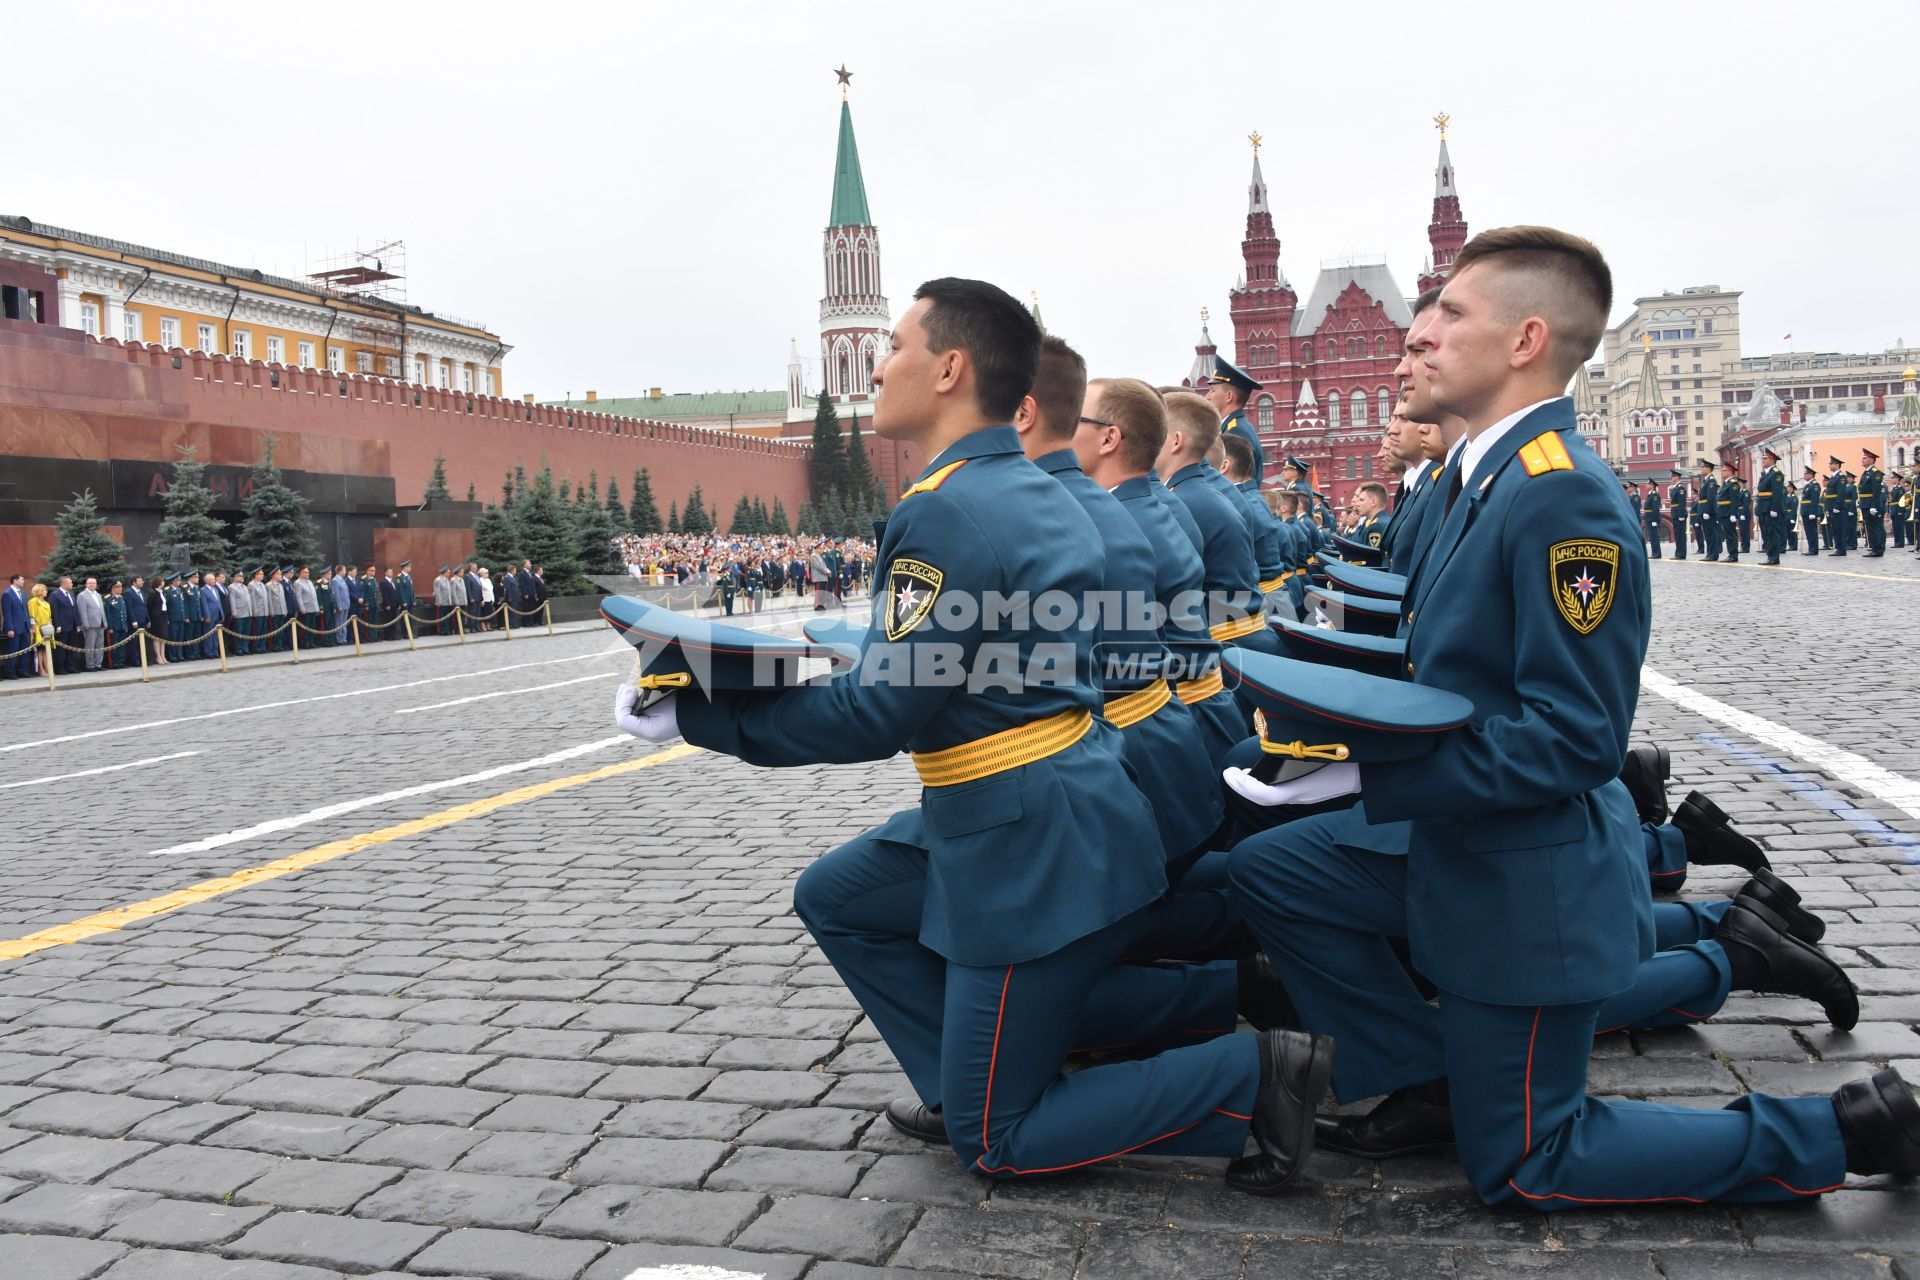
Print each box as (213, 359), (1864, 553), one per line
(0, 557), (1915, 1279)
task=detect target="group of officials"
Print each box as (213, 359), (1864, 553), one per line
(0, 558), (551, 680)
(612, 237), (1919, 1216)
(1634, 449), (1911, 564)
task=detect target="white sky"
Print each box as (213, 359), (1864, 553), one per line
(12, 1), (1915, 398)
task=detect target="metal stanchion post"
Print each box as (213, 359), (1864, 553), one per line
(137, 631), (150, 683)
(44, 639), (56, 692)
(216, 625), (228, 673)
(291, 619), (301, 665)
(403, 610), (416, 650)
(352, 616), (364, 656)
(455, 608), (466, 644)
(502, 603), (513, 639)
(544, 601), (554, 636)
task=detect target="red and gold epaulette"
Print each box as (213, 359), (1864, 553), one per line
(900, 459), (967, 499)
(1517, 431), (1575, 477)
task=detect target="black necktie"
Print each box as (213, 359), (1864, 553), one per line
(1445, 463), (1464, 513)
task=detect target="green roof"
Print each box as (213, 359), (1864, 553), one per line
(544, 391), (788, 420)
(829, 99), (872, 227)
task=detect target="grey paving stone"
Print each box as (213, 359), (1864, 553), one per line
(0, 1134), (156, 1184)
(127, 1067), (255, 1103)
(537, 1184), (769, 1247)
(153, 1039), (287, 1071)
(29, 1059), (173, 1095)
(706, 1144), (876, 1197)
(363, 1085), (508, 1126)
(0, 1233), (130, 1280)
(347, 1123), (490, 1171)
(852, 1152), (992, 1208)
(1342, 1189), (1548, 1247)
(229, 1209), (442, 1272)
(889, 1205), (1085, 1280)
(236, 1157), (403, 1211)
(705, 1037), (839, 1070)
(1743, 1189), (1920, 1250)
(103, 1144), (282, 1200)
(362, 1051), (499, 1086)
(1655, 1251), (1896, 1279)
(202, 1110), (387, 1158)
(732, 1193), (920, 1266)
(217, 1072), (395, 1116)
(735, 1105), (869, 1150)
(591, 1032), (722, 1066)
(1451, 1251), (1660, 1279)
(0, 1182), (159, 1236)
(584, 1065), (716, 1101)
(1162, 1174), (1348, 1237)
(1243, 1241), (1459, 1280)
(98, 1248), (347, 1280)
(700, 1069), (834, 1109)
(125, 1102), (249, 1144)
(356, 1169), (576, 1230)
(1076, 1222), (1246, 1280)
(601, 1099), (762, 1140)
(104, 1197), (275, 1247)
(453, 1131), (596, 1177)
(405, 1226), (606, 1280)
(1547, 1203), (1744, 1248)
(582, 1243), (810, 1280)
(471, 1094), (619, 1134)
(567, 1136), (729, 1189)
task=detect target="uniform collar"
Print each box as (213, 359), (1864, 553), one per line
(1167, 461), (1210, 487)
(1112, 474), (1152, 500)
(1461, 396), (1572, 493)
(919, 424), (1022, 479)
(1033, 447), (1081, 477)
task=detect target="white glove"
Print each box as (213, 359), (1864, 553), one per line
(613, 683), (681, 742)
(1224, 760), (1360, 807)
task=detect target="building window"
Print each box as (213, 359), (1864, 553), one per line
(385, 356), (401, 377)
(298, 341), (314, 368)
(355, 351), (373, 374)
(436, 362), (449, 388)
(1346, 456), (1357, 479)
(160, 317), (179, 348)
(197, 323), (216, 352)
(1375, 336), (1389, 357)
(1300, 342), (1312, 363)
(1654, 436), (1664, 454)
(1350, 390), (1367, 428)
(1327, 395), (1340, 428)
(123, 309), (140, 343)
(483, 371), (495, 396)
(1364, 456), (1374, 478)
(1377, 387), (1391, 424)
(328, 346), (344, 372)
(414, 357), (427, 385)
(1256, 393), (1274, 429)
(231, 330), (251, 359)
(266, 335), (283, 363)
(1347, 337), (1362, 359)
(1704, 319), (1713, 334)
(79, 302), (99, 336)
(460, 367), (473, 393)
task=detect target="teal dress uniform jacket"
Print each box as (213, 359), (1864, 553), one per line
(677, 426), (1166, 968)
(1164, 463), (1264, 639)
(1363, 401), (1655, 1006)
(1220, 406), (1264, 486)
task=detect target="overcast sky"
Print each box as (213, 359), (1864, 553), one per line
(13, 1), (1916, 399)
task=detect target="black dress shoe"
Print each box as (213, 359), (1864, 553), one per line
(1238, 953), (1300, 1031)
(1618, 744), (1672, 824)
(885, 1098), (947, 1144)
(1737, 868), (1824, 943)
(1314, 1086), (1454, 1159)
(1833, 1068), (1920, 1175)
(1225, 1028), (1335, 1196)
(1717, 899), (1858, 1031)
(1672, 791), (1771, 872)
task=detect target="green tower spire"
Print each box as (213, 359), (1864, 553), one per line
(829, 91), (872, 228)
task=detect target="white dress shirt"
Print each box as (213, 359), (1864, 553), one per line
(1459, 397), (1566, 492)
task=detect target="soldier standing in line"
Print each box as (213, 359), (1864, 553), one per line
(1640, 480), (1663, 559)
(1824, 457), (1849, 556)
(1785, 471), (1800, 552)
(1694, 458), (1719, 560)
(1858, 448), (1886, 557)
(1800, 466), (1823, 554)
(1737, 473), (1754, 554)
(1666, 467), (1687, 560)
(1891, 470), (1910, 549)
(1755, 446), (1788, 566)
(1717, 460), (1743, 563)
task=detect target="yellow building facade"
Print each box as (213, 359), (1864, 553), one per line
(0, 216), (508, 395)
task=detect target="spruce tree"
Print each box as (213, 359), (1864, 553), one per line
(571, 482), (622, 575)
(237, 436), (320, 570)
(794, 502), (815, 535)
(558, 477), (572, 504)
(818, 492), (848, 542)
(424, 453), (451, 501)
(512, 464), (527, 504)
(512, 464), (587, 593)
(147, 445), (232, 575)
(809, 394), (845, 506)
(751, 496), (769, 534)
(668, 501), (681, 534)
(629, 468), (663, 535)
(42, 489), (129, 587)
(604, 474), (626, 532)
(501, 470), (515, 510)
(771, 496), (791, 536)
(843, 411), (877, 514)
(729, 495), (754, 534)
(683, 485), (714, 535)
(473, 503), (521, 568)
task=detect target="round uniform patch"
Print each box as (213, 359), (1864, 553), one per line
(886, 558), (944, 641)
(1549, 539), (1619, 636)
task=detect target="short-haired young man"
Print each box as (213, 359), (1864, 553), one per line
(1228, 226), (1920, 1206)
(1157, 392), (1276, 657)
(622, 280), (1332, 1192)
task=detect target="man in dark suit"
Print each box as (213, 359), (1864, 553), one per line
(379, 567), (402, 639)
(2, 574), (31, 678)
(49, 576), (80, 674)
(461, 564), (484, 630)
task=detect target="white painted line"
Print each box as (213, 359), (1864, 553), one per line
(2, 646), (629, 754)
(147, 736), (630, 856)
(0, 750), (202, 792)
(1641, 665), (1920, 821)
(394, 671), (617, 715)
(619, 1266), (766, 1280)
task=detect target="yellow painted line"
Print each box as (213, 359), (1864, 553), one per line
(1656, 558), (1917, 584)
(0, 743), (703, 962)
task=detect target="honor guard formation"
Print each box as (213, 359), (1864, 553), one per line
(604, 231), (1920, 1214)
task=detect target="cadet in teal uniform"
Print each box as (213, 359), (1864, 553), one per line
(1785, 471), (1800, 551)
(1824, 458), (1852, 554)
(1639, 480), (1662, 558)
(1666, 468), (1687, 560)
(1219, 434), (1293, 612)
(1858, 447), (1886, 556)
(1755, 446), (1788, 565)
(1205, 355), (1265, 489)
(1158, 391), (1281, 658)
(1800, 466), (1823, 553)
(1694, 458), (1719, 559)
(1891, 470), (1909, 548)
(1223, 230), (1919, 1209)
(1716, 460), (1742, 563)
(616, 280), (1329, 1193)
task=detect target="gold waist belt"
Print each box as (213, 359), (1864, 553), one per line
(1258, 575), (1288, 593)
(911, 708), (1093, 788)
(1103, 680), (1172, 730)
(1175, 669), (1226, 705)
(1210, 612), (1267, 642)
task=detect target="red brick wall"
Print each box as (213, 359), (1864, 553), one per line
(0, 524), (126, 581)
